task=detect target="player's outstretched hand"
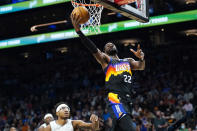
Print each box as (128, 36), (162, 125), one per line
(90, 114), (98, 122)
(90, 114), (99, 130)
(130, 44), (144, 61)
(70, 13), (81, 32)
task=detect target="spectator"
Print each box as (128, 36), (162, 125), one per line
(3, 124), (9, 131)
(183, 90), (194, 102)
(132, 105), (142, 118)
(182, 100), (193, 116)
(102, 108), (112, 131)
(179, 123), (189, 131)
(21, 121), (30, 131)
(158, 100), (168, 113)
(194, 123), (197, 131)
(172, 108), (184, 121)
(153, 110), (168, 131)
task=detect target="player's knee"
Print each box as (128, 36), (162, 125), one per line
(118, 114), (136, 131)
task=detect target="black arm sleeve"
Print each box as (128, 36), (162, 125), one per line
(77, 31), (98, 54)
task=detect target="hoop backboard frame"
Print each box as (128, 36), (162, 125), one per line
(93, 0), (149, 23)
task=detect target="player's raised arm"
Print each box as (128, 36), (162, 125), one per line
(127, 44), (145, 70)
(72, 114), (99, 131)
(70, 13), (110, 69)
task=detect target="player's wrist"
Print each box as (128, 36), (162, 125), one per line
(75, 27), (81, 32)
(76, 29), (81, 34)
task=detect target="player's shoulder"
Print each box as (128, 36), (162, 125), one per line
(67, 119), (73, 123)
(49, 120), (56, 126)
(124, 58), (134, 62)
(122, 58), (129, 61)
(40, 123), (47, 128)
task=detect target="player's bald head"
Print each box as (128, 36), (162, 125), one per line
(10, 127), (17, 131)
(104, 42), (118, 56)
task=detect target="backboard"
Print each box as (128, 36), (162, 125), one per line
(95, 0), (149, 23)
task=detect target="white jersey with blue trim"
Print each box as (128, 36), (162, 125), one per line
(50, 119), (74, 131)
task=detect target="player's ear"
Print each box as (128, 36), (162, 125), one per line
(103, 44), (107, 53)
(56, 112), (59, 117)
(103, 47), (105, 53)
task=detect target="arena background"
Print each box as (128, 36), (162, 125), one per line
(0, 0), (197, 130)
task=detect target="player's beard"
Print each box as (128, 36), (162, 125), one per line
(60, 116), (68, 120)
(60, 113), (69, 120)
(107, 48), (118, 56)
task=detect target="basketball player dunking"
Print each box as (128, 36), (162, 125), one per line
(71, 14), (145, 131)
(44, 102), (99, 131)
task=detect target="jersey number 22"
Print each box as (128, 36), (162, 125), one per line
(124, 75), (131, 83)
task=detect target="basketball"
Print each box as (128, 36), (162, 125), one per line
(71, 6), (90, 24)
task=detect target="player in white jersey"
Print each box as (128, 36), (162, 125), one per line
(38, 113), (54, 131)
(45, 102), (99, 131)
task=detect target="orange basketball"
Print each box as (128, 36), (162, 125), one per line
(72, 6), (90, 24)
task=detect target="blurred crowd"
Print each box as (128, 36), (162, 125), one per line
(0, 44), (197, 131)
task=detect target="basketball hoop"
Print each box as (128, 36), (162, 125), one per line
(71, 0), (103, 33)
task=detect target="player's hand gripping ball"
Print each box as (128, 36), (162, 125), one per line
(71, 6), (90, 24)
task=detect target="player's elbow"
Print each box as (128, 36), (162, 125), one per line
(141, 65), (145, 70)
(140, 61), (145, 70)
(138, 64), (145, 70)
(136, 61), (145, 70)
(138, 68), (144, 70)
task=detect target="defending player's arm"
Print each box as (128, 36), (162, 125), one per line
(70, 13), (110, 68)
(38, 126), (44, 131)
(43, 125), (51, 131)
(127, 44), (145, 70)
(73, 114), (99, 130)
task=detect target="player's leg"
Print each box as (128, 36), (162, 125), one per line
(107, 103), (118, 131)
(108, 104), (136, 131)
(118, 114), (136, 131)
(109, 117), (117, 131)
(107, 93), (135, 131)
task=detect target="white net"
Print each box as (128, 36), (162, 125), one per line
(71, 0), (103, 33)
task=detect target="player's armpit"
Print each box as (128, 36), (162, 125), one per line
(43, 125), (51, 131)
(127, 58), (145, 70)
(93, 49), (110, 69)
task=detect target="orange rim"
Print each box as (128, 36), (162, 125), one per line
(71, 1), (102, 7)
